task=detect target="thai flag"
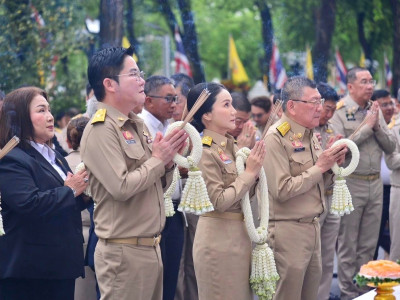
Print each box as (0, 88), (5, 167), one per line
(174, 26), (192, 77)
(384, 53), (393, 88)
(269, 42), (287, 90)
(335, 49), (347, 93)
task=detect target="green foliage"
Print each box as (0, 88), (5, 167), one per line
(354, 273), (400, 287)
(0, 0), (87, 116)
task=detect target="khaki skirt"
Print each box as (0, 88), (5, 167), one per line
(193, 215), (252, 300)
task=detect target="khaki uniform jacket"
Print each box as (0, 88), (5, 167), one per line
(314, 122), (336, 150)
(80, 102), (172, 239)
(330, 95), (395, 174)
(263, 114), (334, 220)
(385, 122), (400, 187)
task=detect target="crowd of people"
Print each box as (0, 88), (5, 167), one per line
(0, 45), (399, 300)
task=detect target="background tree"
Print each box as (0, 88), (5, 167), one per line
(100, 0), (124, 47)
(391, 0), (400, 96)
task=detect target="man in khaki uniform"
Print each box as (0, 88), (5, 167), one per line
(264, 76), (347, 300)
(330, 67), (396, 300)
(314, 83), (341, 300)
(80, 46), (187, 300)
(385, 111), (400, 261)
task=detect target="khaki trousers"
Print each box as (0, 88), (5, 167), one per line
(317, 195), (340, 300)
(337, 177), (382, 300)
(269, 220), (322, 300)
(95, 239), (163, 300)
(175, 213), (199, 300)
(390, 186), (400, 261)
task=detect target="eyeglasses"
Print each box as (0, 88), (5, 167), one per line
(359, 79), (376, 86)
(291, 98), (325, 106)
(251, 113), (266, 119)
(380, 102), (394, 108)
(147, 95), (179, 103)
(115, 70), (145, 82)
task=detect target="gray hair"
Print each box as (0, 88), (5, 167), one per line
(144, 75), (175, 95)
(86, 95), (99, 118)
(346, 67), (368, 84)
(281, 76), (317, 111)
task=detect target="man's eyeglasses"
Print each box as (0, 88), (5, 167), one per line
(291, 98), (325, 106)
(359, 79), (376, 86)
(380, 102), (394, 108)
(115, 70), (145, 82)
(148, 95), (179, 103)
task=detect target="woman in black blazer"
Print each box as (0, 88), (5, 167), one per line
(0, 87), (91, 300)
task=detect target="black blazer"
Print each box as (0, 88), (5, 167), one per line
(0, 145), (87, 279)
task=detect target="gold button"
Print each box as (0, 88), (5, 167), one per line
(118, 117), (124, 121)
(297, 133), (302, 139)
(221, 141), (226, 147)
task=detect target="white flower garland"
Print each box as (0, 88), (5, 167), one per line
(163, 121), (213, 216)
(330, 139), (360, 216)
(236, 147), (279, 300)
(0, 193), (4, 236)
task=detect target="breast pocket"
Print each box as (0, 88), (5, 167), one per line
(123, 144), (146, 169)
(289, 152), (313, 176)
(343, 121), (359, 137)
(221, 162), (238, 186)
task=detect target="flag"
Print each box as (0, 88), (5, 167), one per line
(228, 35), (249, 85)
(122, 37), (138, 62)
(384, 53), (393, 89)
(335, 49), (347, 93)
(305, 45), (314, 80)
(359, 51), (365, 68)
(269, 42), (287, 90)
(174, 26), (192, 76)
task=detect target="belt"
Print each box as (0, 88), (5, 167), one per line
(101, 234), (162, 247)
(348, 173), (380, 181)
(325, 189), (333, 196)
(271, 216), (320, 223)
(202, 211), (244, 221)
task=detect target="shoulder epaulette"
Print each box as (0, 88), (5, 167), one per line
(388, 118), (396, 129)
(336, 99), (345, 110)
(276, 121), (290, 137)
(202, 136), (212, 147)
(91, 108), (106, 124)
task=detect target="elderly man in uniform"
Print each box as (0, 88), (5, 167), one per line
(314, 83), (341, 300)
(80, 46), (188, 300)
(264, 76), (347, 300)
(330, 67), (396, 300)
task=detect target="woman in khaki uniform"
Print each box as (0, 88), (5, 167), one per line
(188, 83), (265, 300)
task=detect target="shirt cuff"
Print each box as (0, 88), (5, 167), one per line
(308, 165), (323, 185)
(146, 157), (166, 177)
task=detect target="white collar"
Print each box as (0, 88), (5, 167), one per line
(29, 141), (56, 164)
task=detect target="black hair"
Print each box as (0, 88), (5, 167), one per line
(371, 89), (390, 101)
(171, 73), (194, 98)
(251, 96), (272, 113)
(88, 46), (135, 101)
(231, 92), (251, 113)
(317, 82), (339, 102)
(187, 82), (227, 133)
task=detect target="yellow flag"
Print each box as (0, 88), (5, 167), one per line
(306, 46), (314, 80)
(229, 36), (249, 85)
(122, 36), (138, 62)
(359, 51), (365, 68)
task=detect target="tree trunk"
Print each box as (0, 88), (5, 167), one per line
(255, 0), (274, 90)
(391, 0), (400, 96)
(177, 0), (205, 83)
(125, 0), (140, 59)
(313, 0), (336, 82)
(356, 12), (374, 74)
(100, 0), (124, 48)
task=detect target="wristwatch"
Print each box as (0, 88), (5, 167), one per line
(70, 187), (77, 197)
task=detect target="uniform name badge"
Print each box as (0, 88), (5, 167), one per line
(122, 130), (136, 144)
(218, 147), (232, 164)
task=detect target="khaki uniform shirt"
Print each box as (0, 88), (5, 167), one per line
(199, 129), (256, 212)
(314, 122), (336, 150)
(385, 122), (400, 187)
(330, 95), (395, 175)
(264, 114), (334, 220)
(80, 102), (172, 239)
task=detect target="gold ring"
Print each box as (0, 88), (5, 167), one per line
(246, 134), (250, 137)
